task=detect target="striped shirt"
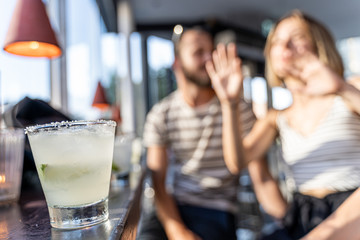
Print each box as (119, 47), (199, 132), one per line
(143, 90), (255, 213)
(277, 96), (360, 192)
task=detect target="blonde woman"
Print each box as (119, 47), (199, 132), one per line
(206, 10), (360, 239)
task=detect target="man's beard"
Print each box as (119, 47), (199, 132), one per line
(182, 65), (212, 88)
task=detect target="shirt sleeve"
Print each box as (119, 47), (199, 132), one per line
(142, 101), (169, 147)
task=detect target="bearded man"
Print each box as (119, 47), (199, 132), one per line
(138, 26), (256, 240)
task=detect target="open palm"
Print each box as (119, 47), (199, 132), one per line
(286, 49), (343, 96)
(206, 43), (244, 104)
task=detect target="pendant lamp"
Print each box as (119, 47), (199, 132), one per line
(3, 0), (62, 58)
(92, 81), (110, 110)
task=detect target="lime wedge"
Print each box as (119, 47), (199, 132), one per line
(38, 164), (92, 182)
(40, 164), (48, 175)
(112, 163), (120, 172)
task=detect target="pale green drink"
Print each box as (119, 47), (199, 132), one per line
(26, 120), (116, 229)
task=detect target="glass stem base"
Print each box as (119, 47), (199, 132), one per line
(48, 198), (108, 229)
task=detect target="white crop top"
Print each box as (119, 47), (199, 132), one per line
(277, 96), (360, 192)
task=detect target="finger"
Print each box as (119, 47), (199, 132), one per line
(292, 52), (305, 71)
(205, 60), (216, 79)
(284, 64), (302, 80)
(293, 47), (317, 70)
(227, 42), (237, 63)
(300, 63), (317, 80)
(217, 43), (228, 70)
(232, 58), (243, 79)
(206, 61), (223, 91)
(212, 49), (222, 72)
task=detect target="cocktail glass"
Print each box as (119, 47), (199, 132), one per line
(112, 132), (135, 179)
(25, 120), (116, 229)
(0, 128), (25, 205)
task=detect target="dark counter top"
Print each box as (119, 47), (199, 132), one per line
(0, 168), (146, 240)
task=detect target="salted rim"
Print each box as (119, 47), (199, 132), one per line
(25, 119), (116, 135)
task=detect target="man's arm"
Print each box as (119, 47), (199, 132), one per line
(221, 102), (245, 174)
(207, 43), (279, 173)
(147, 146), (201, 240)
(206, 43), (246, 174)
(302, 188), (360, 240)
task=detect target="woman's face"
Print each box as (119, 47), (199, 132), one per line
(269, 17), (315, 78)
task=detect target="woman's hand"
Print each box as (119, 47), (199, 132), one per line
(206, 43), (243, 104)
(286, 48), (344, 96)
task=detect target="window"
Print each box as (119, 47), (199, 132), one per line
(251, 77), (268, 118)
(272, 86), (292, 110)
(337, 37), (360, 79)
(147, 35), (175, 109)
(130, 33), (147, 136)
(66, 0), (106, 120)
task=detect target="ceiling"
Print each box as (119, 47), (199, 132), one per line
(96, 0), (360, 62)
(129, 0), (360, 41)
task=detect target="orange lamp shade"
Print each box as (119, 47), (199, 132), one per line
(92, 82), (109, 110)
(3, 0), (62, 58)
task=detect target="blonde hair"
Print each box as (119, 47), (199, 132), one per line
(264, 10), (344, 87)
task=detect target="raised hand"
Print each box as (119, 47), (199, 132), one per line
(285, 48), (344, 96)
(206, 43), (243, 104)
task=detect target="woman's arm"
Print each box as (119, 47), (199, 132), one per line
(338, 81), (360, 115)
(301, 188), (360, 240)
(246, 110), (287, 219)
(222, 101), (287, 218)
(243, 110), (279, 162)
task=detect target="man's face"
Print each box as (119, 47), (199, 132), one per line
(177, 30), (214, 87)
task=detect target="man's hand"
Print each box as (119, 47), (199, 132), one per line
(206, 43), (243, 104)
(167, 225), (202, 240)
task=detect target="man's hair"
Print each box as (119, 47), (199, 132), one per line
(264, 9), (344, 87)
(172, 25), (214, 57)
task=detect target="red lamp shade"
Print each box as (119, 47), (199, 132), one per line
(111, 105), (122, 124)
(3, 0), (62, 58)
(92, 81), (109, 110)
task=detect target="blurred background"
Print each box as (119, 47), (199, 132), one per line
(1, 0), (360, 134)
